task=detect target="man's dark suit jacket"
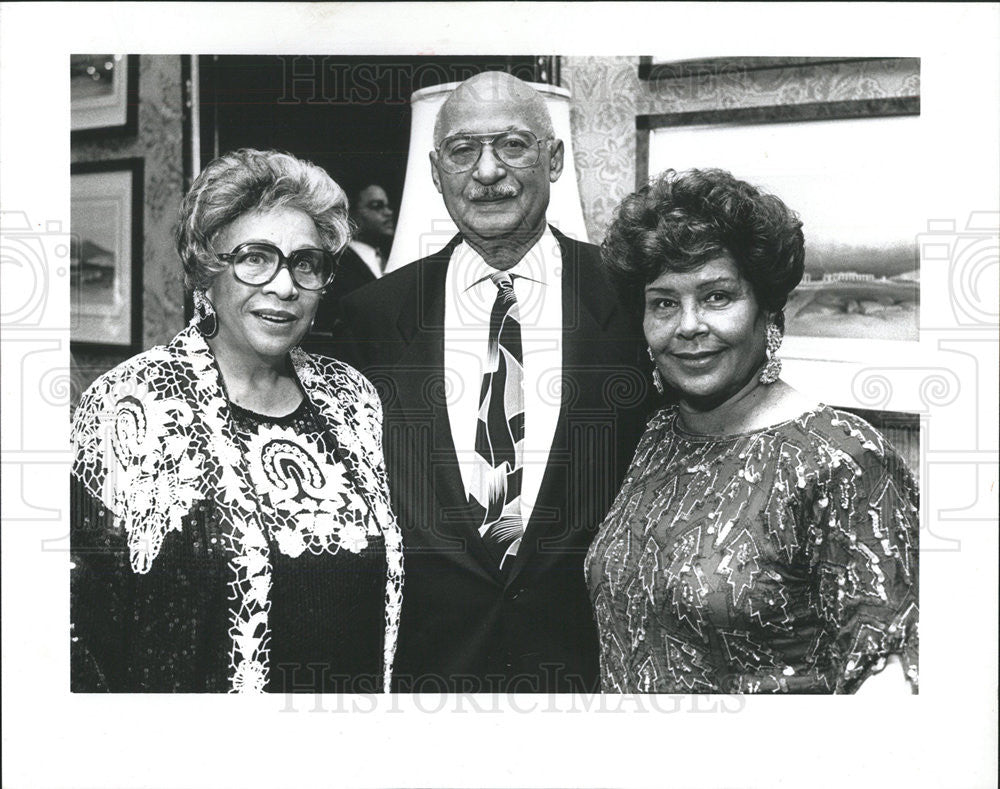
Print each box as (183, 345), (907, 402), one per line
(329, 226), (652, 692)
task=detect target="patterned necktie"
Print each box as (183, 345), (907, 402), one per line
(471, 272), (525, 574)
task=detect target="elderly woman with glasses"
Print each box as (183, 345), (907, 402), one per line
(70, 149), (402, 693)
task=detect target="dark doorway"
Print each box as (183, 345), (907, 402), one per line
(198, 55), (553, 213)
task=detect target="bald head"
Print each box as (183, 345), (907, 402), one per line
(428, 70), (564, 268)
(433, 71), (554, 146)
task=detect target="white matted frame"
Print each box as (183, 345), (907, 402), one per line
(70, 158), (144, 352)
(637, 96), (934, 411)
(70, 54), (139, 136)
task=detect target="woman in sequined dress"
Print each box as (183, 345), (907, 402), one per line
(71, 149), (402, 693)
(586, 168), (918, 694)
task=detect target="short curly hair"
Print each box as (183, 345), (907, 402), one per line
(601, 168), (805, 328)
(175, 148), (351, 292)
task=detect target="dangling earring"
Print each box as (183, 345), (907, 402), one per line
(648, 347), (665, 395)
(759, 317), (783, 385)
(193, 289), (218, 338)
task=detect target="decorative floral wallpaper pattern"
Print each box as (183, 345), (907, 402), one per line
(561, 56), (920, 244)
(71, 55), (186, 404)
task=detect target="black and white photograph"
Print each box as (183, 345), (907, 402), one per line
(1, 4), (997, 789)
(66, 52), (923, 698)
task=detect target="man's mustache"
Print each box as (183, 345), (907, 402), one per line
(467, 185), (518, 201)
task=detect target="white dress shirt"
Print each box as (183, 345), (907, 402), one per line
(348, 240), (384, 279)
(444, 227), (564, 531)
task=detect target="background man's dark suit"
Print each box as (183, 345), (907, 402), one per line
(310, 246), (377, 338)
(331, 226), (651, 692)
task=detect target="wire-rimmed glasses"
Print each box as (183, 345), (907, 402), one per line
(435, 130), (551, 174)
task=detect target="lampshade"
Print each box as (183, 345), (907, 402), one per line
(385, 81), (588, 273)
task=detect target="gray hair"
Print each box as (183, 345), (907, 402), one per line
(175, 148), (350, 292)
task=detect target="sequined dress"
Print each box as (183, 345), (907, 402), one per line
(586, 405), (918, 693)
(70, 324), (403, 693)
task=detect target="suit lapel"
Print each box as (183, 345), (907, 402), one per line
(506, 230), (618, 585)
(391, 239), (464, 514)
(391, 237), (502, 579)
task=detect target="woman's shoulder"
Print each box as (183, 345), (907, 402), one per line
(74, 337), (189, 420)
(806, 405), (897, 456)
(780, 405), (916, 487)
(291, 349), (381, 410)
(294, 349), (370, 386)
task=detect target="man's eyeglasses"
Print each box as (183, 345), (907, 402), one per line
(435, 130), (551, 174)
(215, 242), (337, 291)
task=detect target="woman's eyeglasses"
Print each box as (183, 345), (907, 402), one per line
(215, 242), (337, 291)
(435, 130), (550, 174)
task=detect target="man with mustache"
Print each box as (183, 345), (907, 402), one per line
(333, 71), (650, 693)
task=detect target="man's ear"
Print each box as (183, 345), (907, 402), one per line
(548, 138), (565, 183)
(429, 151), (443, 194)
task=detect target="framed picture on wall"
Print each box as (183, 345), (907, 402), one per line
(636, 94), (929, 411)
(70, 158), (144, 353)
(638, 97), (921, 342)
(71, 54), (139, 136)
(637, 56), (881, 80)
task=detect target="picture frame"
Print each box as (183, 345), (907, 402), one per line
(637, 55), (884, 81)
(70, 158), (144, 353)
(71, 54), (139, 136)
(636, 94), (926, 411)
(637, 96), (920, 337)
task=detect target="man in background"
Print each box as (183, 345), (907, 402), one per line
(345, 183), (395, 286)
(311, 183), (395, 337)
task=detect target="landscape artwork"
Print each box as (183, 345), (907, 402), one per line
(647, 111), (921, 341)
(70, 166), (137, 347)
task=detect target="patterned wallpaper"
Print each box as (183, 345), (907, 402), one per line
(561, 56), (920, 244)
(71, 55), (186, 404)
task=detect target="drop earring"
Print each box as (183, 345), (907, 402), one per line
(759, 317), (783, 385)
(648, 346), (664, 395)
(193, 289), (218, 339)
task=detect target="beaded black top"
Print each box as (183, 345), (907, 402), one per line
(70, 324), (401, 693)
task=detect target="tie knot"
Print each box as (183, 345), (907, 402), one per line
(489, 271), (515, 293)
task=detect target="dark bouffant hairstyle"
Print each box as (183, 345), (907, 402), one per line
(601, 168), (805, 328)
